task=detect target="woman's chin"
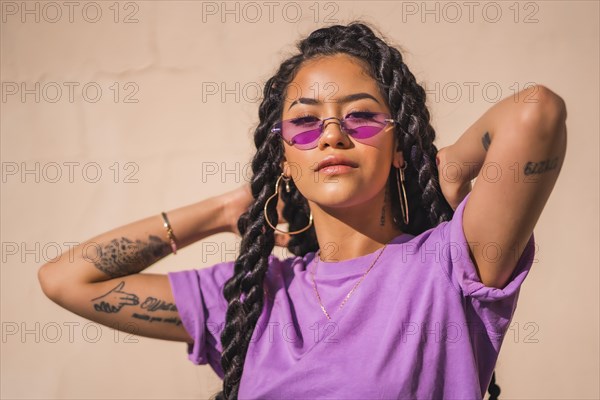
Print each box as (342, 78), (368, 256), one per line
(309, 190), (375, 210)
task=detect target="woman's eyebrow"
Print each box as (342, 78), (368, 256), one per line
(287, 92), (380, 110)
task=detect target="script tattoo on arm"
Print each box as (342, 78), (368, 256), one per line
(92, 235), (171, 278)
(524, 157), (560, 175)
(132, 313), (182, 326)
(91, 281), (139, 313)
(134, 297), (180, 325)
(481, 132), (491, 152)
(141, 297), (178, 312)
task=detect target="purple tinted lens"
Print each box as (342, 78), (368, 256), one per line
(281, 120), (321, 147)
(346, 125), (383, 139)
(291, 128), (322, 145)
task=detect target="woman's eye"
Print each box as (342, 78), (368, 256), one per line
(346, 111), (377, 120)
(290, 116), (319, 126)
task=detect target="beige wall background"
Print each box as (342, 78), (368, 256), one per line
(1, 1), (598, 399)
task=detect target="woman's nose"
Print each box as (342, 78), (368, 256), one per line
(319, 118), (351, 149)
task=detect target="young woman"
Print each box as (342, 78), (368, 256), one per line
(38, 22), (567, 399)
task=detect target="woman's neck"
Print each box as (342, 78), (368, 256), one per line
(308, 194), (405, 262)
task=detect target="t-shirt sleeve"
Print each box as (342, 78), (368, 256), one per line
(437, 191), (536, 338)
(167, 260), (234, 375)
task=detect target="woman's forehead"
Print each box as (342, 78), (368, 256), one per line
(283, 55), (383, 104)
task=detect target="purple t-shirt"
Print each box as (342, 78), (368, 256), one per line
(168, 192), (536, 399)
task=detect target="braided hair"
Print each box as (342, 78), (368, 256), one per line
(212, 21), (501, 400)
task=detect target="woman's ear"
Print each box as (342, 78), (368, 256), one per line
(392, 138), (405, 169)
(281, 159), (290, 177)
(281, 159), (304, 183)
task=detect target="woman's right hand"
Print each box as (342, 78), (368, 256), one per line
(222, 183), (291, 247)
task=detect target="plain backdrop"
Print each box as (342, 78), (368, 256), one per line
(1, 1), (599, 399)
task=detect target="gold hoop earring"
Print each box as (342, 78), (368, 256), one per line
(396, 163), (410, 225)
(263, 173), (313, 235)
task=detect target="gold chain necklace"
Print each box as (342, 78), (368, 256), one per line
(310, 244), (388, 321)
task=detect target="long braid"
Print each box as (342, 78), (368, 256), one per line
(217, 129), (279, 398)
(214, 59), (311, 398)
(212, 21), (500, 398)
(488, 371), (501, 399)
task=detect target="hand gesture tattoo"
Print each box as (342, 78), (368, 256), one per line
(91, 281), (139, 313)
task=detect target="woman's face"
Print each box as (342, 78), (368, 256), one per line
(280, 53), (403, 210)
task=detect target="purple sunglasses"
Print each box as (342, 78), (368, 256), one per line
(271, 111), (396, 150)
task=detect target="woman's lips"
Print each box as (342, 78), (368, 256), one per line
(317, 164), (357, 175)
(315, 155), (359, 172)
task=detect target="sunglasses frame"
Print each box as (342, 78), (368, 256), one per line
(271, 112), (397, 150)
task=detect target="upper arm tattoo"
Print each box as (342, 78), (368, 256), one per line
(524, 157), (560, 175)
(141, 297), (178, 312)
(91, 235), (171, 278)
(481, 132), (491, 151)
(91, 281), (139, 313)
(91, 281), (181, 326)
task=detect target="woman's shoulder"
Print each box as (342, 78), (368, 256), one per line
(266, 250), (317, 278)
(268, 249), (315, 265)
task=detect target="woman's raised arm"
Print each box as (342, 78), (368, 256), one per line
(37, 187), (251, 341)
(437, 85), (567, 289)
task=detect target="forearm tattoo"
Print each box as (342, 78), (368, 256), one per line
(92, 235), (171, 278)
(91, 282), (180, 326)
(481, 132), (491, 151)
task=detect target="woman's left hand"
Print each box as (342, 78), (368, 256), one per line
(436, 145), (472, 211)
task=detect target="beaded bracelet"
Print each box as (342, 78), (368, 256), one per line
(160, 212), (178, 255)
